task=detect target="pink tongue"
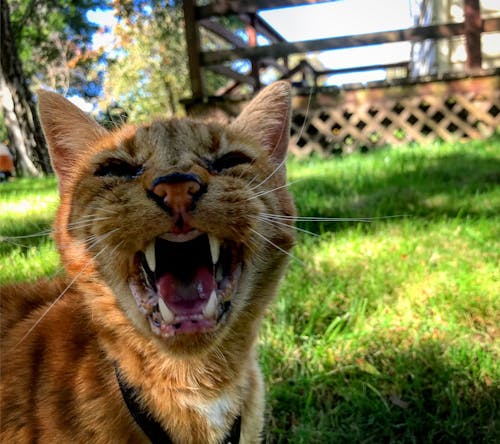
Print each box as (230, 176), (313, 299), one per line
(157, 266), (215, 314)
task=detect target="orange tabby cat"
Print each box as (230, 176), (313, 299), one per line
(0, 82), (295, 443)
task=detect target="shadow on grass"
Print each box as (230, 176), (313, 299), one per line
(264, 341), (499, 443)
(292, 150), (500, 234)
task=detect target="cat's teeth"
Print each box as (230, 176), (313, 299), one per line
(215, 265), (223, 283)
(144, 241), (156, 272)
(203, 290), (218, 319)
(158, 298), (175, 324)
(208, 235), (220, 265)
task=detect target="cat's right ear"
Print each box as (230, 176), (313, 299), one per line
(38, 90), (108, 192)
(230, 81), (292, 166)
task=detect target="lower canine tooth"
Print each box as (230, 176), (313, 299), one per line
(158, 299), (175, 323)
(203, 290), (218, 319)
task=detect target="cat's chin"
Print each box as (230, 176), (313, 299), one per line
(127, 230), (243, 339)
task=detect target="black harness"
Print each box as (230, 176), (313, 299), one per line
(115, 367), (241, 444)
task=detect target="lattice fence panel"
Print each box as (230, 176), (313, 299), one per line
(289, 76), (500, 156)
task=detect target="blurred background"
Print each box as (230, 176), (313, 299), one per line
(1, 0), (499, 176)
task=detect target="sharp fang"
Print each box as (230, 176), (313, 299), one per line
(203, 290), (218, 319)
(158, 298), (175, 323)
(208, 235), (220, 265)
(144, 241), (156, 272)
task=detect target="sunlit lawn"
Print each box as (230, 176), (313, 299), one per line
(1, 138), (499, 442)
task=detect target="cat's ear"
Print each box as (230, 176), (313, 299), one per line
(38, 90), (108, 190)
(231, 81), (292, 164)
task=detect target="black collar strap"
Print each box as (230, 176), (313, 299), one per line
(115, 366), (241, 444)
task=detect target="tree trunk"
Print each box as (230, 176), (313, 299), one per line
(0, 0), (52, 176)
(164, 80), (177, 116)
(0, 75), (40, 176)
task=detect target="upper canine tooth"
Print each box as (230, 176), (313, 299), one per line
(144, 241), (156, 272)
(158, 298), (175, 323)
(203, 290), (218, 319)
(208, 235), (220, 265)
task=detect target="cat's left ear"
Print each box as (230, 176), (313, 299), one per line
(38, 90), (108, 192)
(230, 81), (292, 165)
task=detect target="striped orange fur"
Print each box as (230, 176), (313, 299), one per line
(0, 82), (295, 443)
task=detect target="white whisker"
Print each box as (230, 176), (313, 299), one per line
(15, 245), (109, 346)
(256, 215), (318, 237)
(67, 224), (102, 233)
(249, 227), (303, 265)
(0, 230), (52, 240)
(247, 156), (287, 192)
(67, 216), (112, 226)
(77, 214), (114, 220)
(85, 206), (118, 215)
(1, 238), (34, 248)
(295, 86), (314, 143)
(84, 227), (121, 249)
(67, 222), (113, 233)
(247, 179), (303, 201)
(260, 213), (407, 222)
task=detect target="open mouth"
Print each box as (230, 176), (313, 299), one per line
(128, 230), (242, 337)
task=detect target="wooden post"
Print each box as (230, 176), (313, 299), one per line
(183, 0), (204, 100)
(464, 0), (482, 72)
(247, 14), (261, 91)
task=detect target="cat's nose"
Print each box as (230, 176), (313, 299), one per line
(150, 173), (205, 232)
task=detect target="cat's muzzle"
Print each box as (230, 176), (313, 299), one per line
(128, 230), (242, 337)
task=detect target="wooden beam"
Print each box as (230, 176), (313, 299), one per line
(183, 0), (204, 99)
(216, 80), (241, 96)
(198, 19), (287, 73)
(207, 65), (256, 86)
(203, 22), (467, 65)
(261, 58), (288, 74)
(201, 18), (500, 66)
(239, 13), (286, 43)
(484, 17), (500, 32)
(317, 62), (409, 77)
(280, 59), (314, 78)
(199, 19), (247, 48)
(464, 0), (482, 71)
(197, 0), (336, 19)
(247, 13), (261, 90)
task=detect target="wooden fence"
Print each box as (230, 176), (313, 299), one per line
(289, 72), (500, 155)
(185, 72), (499, 155)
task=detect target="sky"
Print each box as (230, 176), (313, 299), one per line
(85, 0), (415, 96)
(259, 0), (412, 84)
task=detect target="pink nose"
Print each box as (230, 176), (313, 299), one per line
(151, 180), (201, 215)
(151, 175), (203, 233)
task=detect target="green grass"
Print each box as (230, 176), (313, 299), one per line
(262, 137), (500, 443)
(1, 138), (499, 442)
(0, 176), (60, 283)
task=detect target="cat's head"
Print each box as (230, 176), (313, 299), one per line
(38, 82), (295, 354)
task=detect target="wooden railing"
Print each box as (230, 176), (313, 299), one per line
(182, 0), (500, 101)
(182, 1), (499, 154)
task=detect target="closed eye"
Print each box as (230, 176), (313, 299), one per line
(212, 151), (252, 172)
(94, 159), (144, 179)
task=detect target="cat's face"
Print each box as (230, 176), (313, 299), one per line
(39, 82), (295, 354)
